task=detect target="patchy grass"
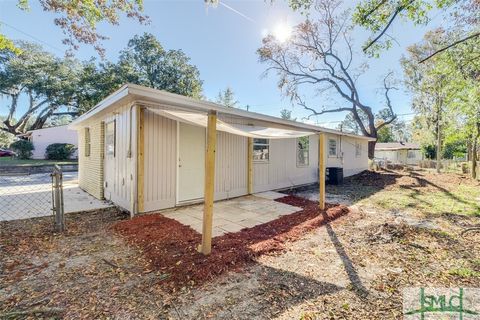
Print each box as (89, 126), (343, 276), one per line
(1, 169), (479, 319)
(354, 170), (480, 216)
(448, 267), (480, 278)
(0, 157), (77, 167)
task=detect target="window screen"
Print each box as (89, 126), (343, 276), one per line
(253, 138), (269, 161)
(355, 142), (362, 157)
(328, 138), (337, 156)
(85, 128), (91, 157)
(105, 120), (116, 157)
(297, 136), (309, 166)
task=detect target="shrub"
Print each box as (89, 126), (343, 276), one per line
(10, 140), (34, 159)
(45, 143), (76, 160)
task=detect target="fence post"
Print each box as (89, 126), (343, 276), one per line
(51, 165), (65, 232)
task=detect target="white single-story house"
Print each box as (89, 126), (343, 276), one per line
(21, 125), (78, 159)
(69, 84), (373, 253)
(375, 142), (423, 165)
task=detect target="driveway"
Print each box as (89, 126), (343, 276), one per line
(0, 172), (112, 221)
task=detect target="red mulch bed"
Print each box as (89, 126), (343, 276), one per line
(113, 195), (349, 290)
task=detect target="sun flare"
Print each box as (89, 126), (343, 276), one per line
(273, 23), (292, 43)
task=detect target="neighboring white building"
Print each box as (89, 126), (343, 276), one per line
(69, 84), (373, 214)
(24, 125), (78, 159)
(375, 142), (423, 165)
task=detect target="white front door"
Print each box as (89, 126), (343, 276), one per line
(178, 123), (205, 203)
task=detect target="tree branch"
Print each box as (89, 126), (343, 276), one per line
(363, 0), (415, 53)
(419, 32), (480, 64)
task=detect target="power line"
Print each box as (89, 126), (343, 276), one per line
(315, 112), (417, 125)
(0, 20), (64, 53)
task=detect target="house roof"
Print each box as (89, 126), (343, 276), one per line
(375, 142), (421, 151)
(69, 83), (374, 141)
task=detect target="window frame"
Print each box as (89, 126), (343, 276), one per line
(296, 136), (310, 167)
(407, 150), (416, 159)
(105, 120), (116, 157)
(85, 127), (91, 157)
(328, 138), (338, 157)
(253, 138), (270, 163)
(355, 142), (362, 158)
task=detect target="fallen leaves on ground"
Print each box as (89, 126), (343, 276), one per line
(113, 196), (349, 290)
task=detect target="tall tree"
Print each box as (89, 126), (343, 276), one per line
(352, 0), (479, 58)
(1, 0), (147, 56)
(215, 87), (239, 108)
(1, 35), (205, 135)
(258, 0), (397, 158)
(0, 41), (81, 135)
(118, 33), (203, 99)
(403, 28), (480, 176)
(280, 108), (296, 120)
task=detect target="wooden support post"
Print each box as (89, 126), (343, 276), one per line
(137, 106), (145, 213)
(200, 111), (217, 255)
(318, 133), (326, 210)
(247, 137), (253, 194)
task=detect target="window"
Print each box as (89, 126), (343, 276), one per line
(105, 120), (116, 157)
(296, 136), (309, 166)
(355, 142), (362, 157)
(328, 138), (337, 157)
(85, 128), (91, 157)
(407, 150), (416, 159)
(253, 138), (269, 161)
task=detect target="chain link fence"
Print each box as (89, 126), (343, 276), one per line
(0, 168), (63, 226)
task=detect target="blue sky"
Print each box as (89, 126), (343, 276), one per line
(0, 0), (444, 128)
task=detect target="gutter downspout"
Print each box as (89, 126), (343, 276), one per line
(127, 103), (138, 217)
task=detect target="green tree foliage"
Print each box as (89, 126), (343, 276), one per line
(45, 143), (77, 160)
(215, 87), (239, 108)
(0, 116), (15, 147)
(280, 109), (296, 121)
(117, 34), (203, 98)
(0, 41), (81, 135)
(376, 125), (395, 143)
(403, 28), (480, 176)
(352, 0), (478, 57)
(1, 35), (204, 135)
(0, 0), (147, 56)
(339, 108), (408, 141)
(442, 141), (467, 159)
(422, 144), (436, 159)
(10, 139), (34, 159)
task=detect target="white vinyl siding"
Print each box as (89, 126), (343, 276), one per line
(143, 109), (177, 212)
(102, 103), (135, 210)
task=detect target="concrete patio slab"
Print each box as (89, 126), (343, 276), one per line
(0, 172), (112, 222)
(161, 195), (302, 237)
(253, 191), (286, 200)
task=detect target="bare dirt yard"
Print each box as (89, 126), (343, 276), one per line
(1, 169), (479, 319)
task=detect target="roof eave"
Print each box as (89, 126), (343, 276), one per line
(69, 83), (374, 141)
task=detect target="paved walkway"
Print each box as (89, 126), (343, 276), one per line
(0, 172), (112, 222)
(162, 191), (302, 237)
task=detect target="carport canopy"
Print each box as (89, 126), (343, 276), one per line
(145, 105), (326, 255)
(147, 107), (316, 139)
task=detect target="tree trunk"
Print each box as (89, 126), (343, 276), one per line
(473, 122), (480, 179)
(436, 119), (441, 174)
(368, 140), (376, 160)
(472, 139), (478, 180)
